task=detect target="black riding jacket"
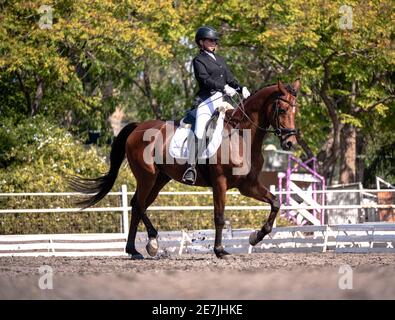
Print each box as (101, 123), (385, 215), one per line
(193, 50), (242, 103)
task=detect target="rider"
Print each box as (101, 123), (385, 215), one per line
(182, 26), (251, 184)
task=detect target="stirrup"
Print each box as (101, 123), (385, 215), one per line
(182, 167), (197, 185)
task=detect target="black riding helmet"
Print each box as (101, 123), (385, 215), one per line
(195, 26), (219, 46)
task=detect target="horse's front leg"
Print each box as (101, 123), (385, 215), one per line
(212, 176), (230, 259)
(239, 174), (280, 246)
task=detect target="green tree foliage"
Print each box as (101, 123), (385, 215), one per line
(192, 0), (394, 184)
(0, 115), (108, 192)
(0, 0), (176, 135)
(0, 1), (394, 194)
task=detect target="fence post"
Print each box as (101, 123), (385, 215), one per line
(121, 184), (129, 237)
(270, 185), (277, 228)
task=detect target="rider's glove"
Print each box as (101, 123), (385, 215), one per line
(224, 84), (237, 97)
(242, 87), (251, 99)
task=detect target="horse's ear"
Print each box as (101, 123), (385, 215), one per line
(293, 78), (301, 92)
(277, 79), (288, 96)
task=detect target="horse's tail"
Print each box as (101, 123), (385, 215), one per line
(69, 122), (138, 209)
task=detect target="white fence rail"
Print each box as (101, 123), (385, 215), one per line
(1, 223), (395, 257)
(0, 187), (394, 256)
(1, 186), (394, 230)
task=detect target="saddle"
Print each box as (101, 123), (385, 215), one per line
(180, 100), (238, 136)
(170, 104), (239, 160)
(180, 108), (221, 142)
(180, 108), (197, 132)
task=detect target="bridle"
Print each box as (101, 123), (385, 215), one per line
(230, 90), (299, 141)
(268, 95), (299, 139)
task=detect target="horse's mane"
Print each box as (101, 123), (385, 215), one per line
(227, 81), (297, 127)
(251, 82), (297, 97)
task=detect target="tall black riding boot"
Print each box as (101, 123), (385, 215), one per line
(182, 135), (200, 185)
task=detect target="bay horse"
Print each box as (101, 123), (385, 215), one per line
(71, 79), (300, 259)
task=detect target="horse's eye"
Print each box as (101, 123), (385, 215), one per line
(279, 108), (286, 114)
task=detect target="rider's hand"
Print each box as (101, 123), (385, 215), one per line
(224, 84), (237, 97)
(242, 87), (251, 99)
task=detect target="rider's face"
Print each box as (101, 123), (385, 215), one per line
(201, 38), (217, 52)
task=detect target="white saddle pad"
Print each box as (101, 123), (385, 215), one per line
(169, 110), (226, 160)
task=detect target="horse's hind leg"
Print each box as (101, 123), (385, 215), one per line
(126, 194), (144, 259)
(125, 173), (170, 259)
(141, 173), (171, 257)
(239, 175), (280, 246)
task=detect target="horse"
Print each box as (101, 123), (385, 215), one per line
(70, 79), (300, 259)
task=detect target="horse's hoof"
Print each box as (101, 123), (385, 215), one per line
(146, 238), (159, 257)
(218, 251), (231, 259)
(214, 247), (231, 259)
(249, 230), (262, 246)
(129, 253), (144, 260)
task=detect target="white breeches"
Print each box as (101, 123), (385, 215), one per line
(194, 91), (233, 139)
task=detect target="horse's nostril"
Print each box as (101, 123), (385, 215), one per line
(282, 140), (292, 150)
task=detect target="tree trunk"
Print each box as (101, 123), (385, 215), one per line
(355, 130), (365, 183)
(179, 62), (191, 103)
(102, 80), (113, 100)
(339, 80), (358, 184)
(339, 123), (356, 184)
(15, 71), (32, 115)
(143, 62), (161, 119)
(317, 127), (340, 185)
(31, 75), (44, 116)
(296, 132), (314, 161)
(317, 56), (341, 184)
